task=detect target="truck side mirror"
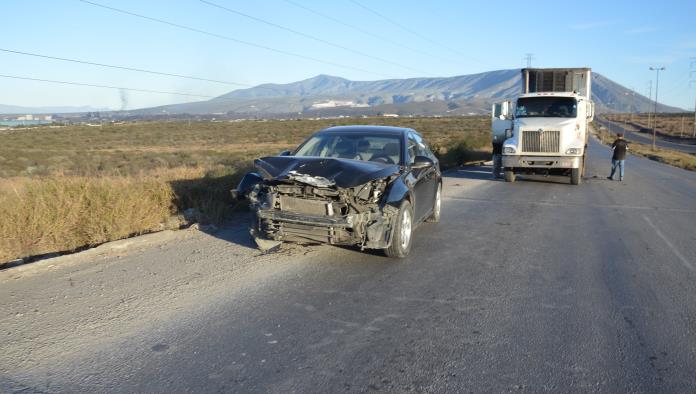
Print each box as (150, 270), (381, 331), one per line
(586, 102), (595, 120)
(505, 129), (513, 139)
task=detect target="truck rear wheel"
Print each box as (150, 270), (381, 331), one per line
(504, 169), (516, 183)
(570, 168), (581, 185)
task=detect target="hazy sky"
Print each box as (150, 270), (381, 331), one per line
(2, 0), (695, 110)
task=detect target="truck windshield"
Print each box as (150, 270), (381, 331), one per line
(515, 97), (577, 118)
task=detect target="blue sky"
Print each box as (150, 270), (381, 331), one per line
(2, 0), (695, 110)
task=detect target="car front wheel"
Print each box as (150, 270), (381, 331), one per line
(425, 184), (441, 223)
(384, 200), (413, 258)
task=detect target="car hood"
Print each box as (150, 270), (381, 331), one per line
(254, 156), (400, 188)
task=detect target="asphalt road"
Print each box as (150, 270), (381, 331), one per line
(596, 117), (696, 154)
(2, 138), (696, 393)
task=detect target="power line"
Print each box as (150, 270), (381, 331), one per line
(659, 74), (690, 96)
(282, 0), (458, 68)
(78, 0), (394, 79)
(198, 0), (427, 75)
(348, 0), (488, 66)
(0, 74), (217, 98)
(0, 48), (252, 87)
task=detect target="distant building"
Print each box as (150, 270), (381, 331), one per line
(311, 100), (354, 109)
(382, 113), (399, 118)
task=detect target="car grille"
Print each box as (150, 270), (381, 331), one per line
(521, 130), (560, 153)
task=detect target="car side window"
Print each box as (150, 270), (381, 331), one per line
(421, 140), (436, 161)
(410, 133), (434, 161)
(407, 135), (418, 164)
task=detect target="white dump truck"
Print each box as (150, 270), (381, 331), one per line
(492, 68), (594, 185)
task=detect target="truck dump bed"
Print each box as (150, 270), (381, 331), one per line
(521, 68), (591, 97)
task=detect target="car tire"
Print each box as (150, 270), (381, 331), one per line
(384, 200), (413, 258)
(425, 184), (441, 223)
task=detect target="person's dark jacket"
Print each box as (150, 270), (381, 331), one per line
(612, 138), (628, 160)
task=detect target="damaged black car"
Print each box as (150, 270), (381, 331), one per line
(233, 125), (442, 258)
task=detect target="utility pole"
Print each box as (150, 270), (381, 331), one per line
(690, 58), (696, 138)
(693, 96), (696, 138)
(523, 53), (534, 68)
(649, 66), (665, 150)
(681, 116), (685, 138)
(647, 80), (653, 135)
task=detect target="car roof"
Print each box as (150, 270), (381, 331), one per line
(317, 125), (415, 136)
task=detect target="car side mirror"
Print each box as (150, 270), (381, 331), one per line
(412, 155), (434, 169)
(278, 150), (291, 156)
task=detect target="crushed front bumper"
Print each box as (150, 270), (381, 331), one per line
(502, 155), (581, 169)
(254, 206), (397, 249)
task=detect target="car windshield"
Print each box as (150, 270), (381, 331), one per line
(294, 133), (403, 165)
(515, 97), (577, 118)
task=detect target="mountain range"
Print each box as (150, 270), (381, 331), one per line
(134, 69), (682, 117)
(3, 69), (683, 117)
(0, 104), (110, 115)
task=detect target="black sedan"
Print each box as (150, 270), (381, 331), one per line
(234, 125), (442, 258)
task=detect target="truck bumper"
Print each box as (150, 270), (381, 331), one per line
(502, 155), (581, 169)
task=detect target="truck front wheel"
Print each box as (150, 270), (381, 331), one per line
(504, 169), (516, 183)
(570, 168), (581, 185)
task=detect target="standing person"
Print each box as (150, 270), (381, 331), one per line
(608, 133), (629, 181)
(492, 137), (503, 179)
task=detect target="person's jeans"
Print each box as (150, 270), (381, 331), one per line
(610, 159), (625, 180)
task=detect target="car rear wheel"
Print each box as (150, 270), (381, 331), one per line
(384, 200), (413, 258)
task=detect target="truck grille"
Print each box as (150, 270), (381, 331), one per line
(521, 130), (560, 153)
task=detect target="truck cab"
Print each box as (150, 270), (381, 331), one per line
(492, 68), (594, 185)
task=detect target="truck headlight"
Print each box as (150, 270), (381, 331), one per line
(503, 147), (516, 154)
(565, 148), (582, 155)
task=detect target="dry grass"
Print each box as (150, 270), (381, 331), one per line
(0, 175), (173, 262)
(605, 113), (696, 139)
(0, 117), (490, 263)
(0, 165), (253, 262)
(0, 117), (489, 177)
(592, 122), (696, 172)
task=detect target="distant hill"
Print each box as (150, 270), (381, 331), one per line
(33, 69), (683, 117)
(0, 104), (110, 115)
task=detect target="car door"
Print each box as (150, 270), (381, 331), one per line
(407, 132), (437, 221)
